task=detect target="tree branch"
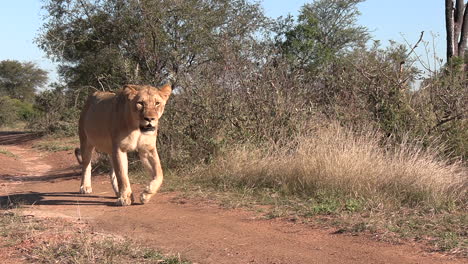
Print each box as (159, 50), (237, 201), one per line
(431, 113), (464, 131)
(406, 31), (424, 59)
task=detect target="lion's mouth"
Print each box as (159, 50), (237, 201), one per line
(140, 125), (156, 132)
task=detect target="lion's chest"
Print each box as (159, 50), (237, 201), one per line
(118, 130), (139, 152)
(119, 131), (156, 152)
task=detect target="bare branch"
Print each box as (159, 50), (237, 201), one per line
(406, 31), (425, 59)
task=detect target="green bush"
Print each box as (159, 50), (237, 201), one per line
(13, 98), (37, 121)
(0, 96), (37, 127)
(30, 87), (79, 136)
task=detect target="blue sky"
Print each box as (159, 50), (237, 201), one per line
(0, 1), (447, 85)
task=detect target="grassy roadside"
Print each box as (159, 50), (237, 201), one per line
(161, 176), (467, 257)
(30, 128), (467, 256)
(0, 122), (30, 132)
(153, 124), (467, 257)
(32, 137), (78, 152)
(0, 210), (189, 264)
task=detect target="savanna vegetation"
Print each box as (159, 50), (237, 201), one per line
(0, 60), (47, 129)
(0, 211), (188, 263)
(1, 0), (467, 256)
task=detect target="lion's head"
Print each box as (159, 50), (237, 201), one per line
(122, 84), (172, 134)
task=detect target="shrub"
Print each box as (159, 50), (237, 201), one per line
(30, 87), (79, 136)
(0, 96), (37, 127)
(189, 123), (467, 210)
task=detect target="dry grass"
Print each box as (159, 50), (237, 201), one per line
(190, 123), (467, 211)
(0, 122), (29, 132)
(0, 211), (188, 264)
(168, 123), (467, 254)
(32, 138), (77, 152)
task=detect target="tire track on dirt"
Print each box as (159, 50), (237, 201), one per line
(2, 145), (52, 177)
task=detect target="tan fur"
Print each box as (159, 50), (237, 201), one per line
(75, 84), (171, 206)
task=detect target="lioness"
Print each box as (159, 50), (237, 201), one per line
(75, 84), (171, 206)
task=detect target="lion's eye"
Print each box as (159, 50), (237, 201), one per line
(155, 102), (160, 106)
(136, 102), (144, 110)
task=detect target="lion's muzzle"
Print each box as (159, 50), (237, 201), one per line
(140, 125), (156, 132)
(140, 116), (157, 133)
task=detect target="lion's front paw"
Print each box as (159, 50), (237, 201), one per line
(79, 186), (92, 194)
(115, 193), (134, 206)
(140, 192), (152, 204)
(115, 197), (132, 206)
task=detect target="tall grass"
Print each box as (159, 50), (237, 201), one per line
(191, 123), (467, 210)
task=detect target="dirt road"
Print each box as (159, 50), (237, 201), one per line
(0, 132), (464, 264)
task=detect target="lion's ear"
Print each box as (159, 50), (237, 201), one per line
(159, 83), (172, 100)
(123, 85), (138, 100)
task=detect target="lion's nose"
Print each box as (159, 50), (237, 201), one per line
(144, 117), (155, 122)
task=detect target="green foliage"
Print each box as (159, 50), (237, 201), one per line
(13, 98), (36, 121)
(30, 85), (79, 135)
(423, 66), (468, 159)
(0, 96), (19, 126)
(327, 43), (423, 136)
(33, 141), (74, 152)
(39, 0), (266, 90)
(0, 60), (48, 103)
(0, 96), (37, 127)
(279, 0), (369, 70)
(37, 0), (467, 164)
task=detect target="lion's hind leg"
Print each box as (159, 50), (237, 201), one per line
(79, 142), (94, 194)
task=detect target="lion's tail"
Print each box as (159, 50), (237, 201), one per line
(75, 148), (83, 165)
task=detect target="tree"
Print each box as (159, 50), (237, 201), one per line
(280, 0), (369, 70)
(0, 60), (48, 103)
(445, 0), (468, 63)
(38, 0), (266, 91)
